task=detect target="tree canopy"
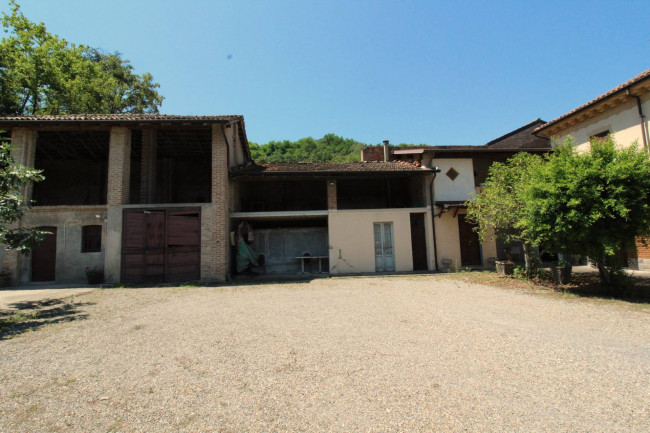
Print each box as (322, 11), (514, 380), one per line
(250, 134), (367, 163)
(466, 152), (542, 273)
(0, 0), (163, 115)
(521, 137), (650, 288)
(468, 135), (650, 291)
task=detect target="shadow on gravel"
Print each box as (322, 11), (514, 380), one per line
(0, 299), (93, 340)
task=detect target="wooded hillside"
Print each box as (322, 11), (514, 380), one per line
(249, 134), (423, 163)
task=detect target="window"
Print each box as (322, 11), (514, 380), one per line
(81, 225), (102, 253)
(590, 130), (609, 141)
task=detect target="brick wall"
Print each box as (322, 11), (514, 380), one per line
(327, 179), (337, 210)
(107, 127), (131, 205)
(361, 146), (387, 162)
(200, 124), (230, 282)
(140, 129), (157, 204)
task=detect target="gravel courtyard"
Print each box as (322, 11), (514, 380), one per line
(1, 275), (648, 432)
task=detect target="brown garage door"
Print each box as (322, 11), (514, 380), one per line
(122, 208), (200, 283)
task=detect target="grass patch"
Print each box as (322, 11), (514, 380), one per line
(446, 269), (650, 307)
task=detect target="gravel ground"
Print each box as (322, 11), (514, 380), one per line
(0, 275), (648, 432)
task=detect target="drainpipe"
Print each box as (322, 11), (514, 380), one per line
(383, 140), (390, 162)
(626, 89), (648, 151)
(429, 166), (442, 271)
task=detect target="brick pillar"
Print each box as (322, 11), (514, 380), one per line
(2, 129), (38, 285)
(140, 129), (157, 204)
(10, 128), (37, 201)
(327, 179), (337, 210)
(200, 124), (230, 282)
(107, 127), (131, 205)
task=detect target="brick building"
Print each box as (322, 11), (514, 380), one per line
(0, 114), (249, 285)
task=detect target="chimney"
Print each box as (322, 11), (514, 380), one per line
(383, 140), (390, 162)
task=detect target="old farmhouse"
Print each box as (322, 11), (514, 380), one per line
(0, 114), (549, 285)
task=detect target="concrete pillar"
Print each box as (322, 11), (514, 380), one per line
(107, 127), (131, 205)
(140, 129), (157, 204)
(327, 179), (337, 210)
(200, 124), (230, 282)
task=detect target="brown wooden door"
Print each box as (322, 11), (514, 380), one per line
(410, 213), (428, 271)
(165, 210), (200, 282)
(458, 214), (482, 266)
(122, 208), (200, 284)
(32, 226), (57, 282)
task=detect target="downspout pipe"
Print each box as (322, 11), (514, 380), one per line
(626, 89), (648, 151)
(429, 166), (442, 272)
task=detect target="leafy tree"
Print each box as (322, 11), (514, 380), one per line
(0, 1), (163, 115)
(466, 152), (543, 275)
(521, 136), (650, 292)
(0, 137), (45, 253)
(250, 134), (366, 163)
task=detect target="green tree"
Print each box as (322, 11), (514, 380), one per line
(0, 138), (45, 253)
(522, 136), (650, 292)
(0, 1), (163, 115)
(466, 152), (543, 275)
(250, 134), (366, 163)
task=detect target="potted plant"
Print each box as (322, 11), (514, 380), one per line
(0, 269), (11, 288)
(84, 267), (104, 285)
(495, 260), (515, 276)
(550, 259), (572, 285)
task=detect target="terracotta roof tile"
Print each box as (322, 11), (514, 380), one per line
(0, 114), (243, 122)
(232, 161), (432, 175)
(535, 68), (650, 133)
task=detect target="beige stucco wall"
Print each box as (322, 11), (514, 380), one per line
(433, 210), (497, 271)
(431, 158), (476, 202)
(328, 208), (433, 274)
(18, 206), (108, 284)
(553, 96), (650, 153)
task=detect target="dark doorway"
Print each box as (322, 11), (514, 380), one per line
(458, 214), (482, 266)
(32, 226), (57, 282)
(410, 213), (428, 271)
(122, 208), (200, 284)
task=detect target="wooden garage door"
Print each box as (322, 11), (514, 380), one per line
(122, 208), (200, 283)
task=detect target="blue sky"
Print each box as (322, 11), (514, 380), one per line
(9, 0), (650, 146)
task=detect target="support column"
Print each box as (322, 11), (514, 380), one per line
(2, 129), (38, 285)
(10, 128), (37, 201)
(200, 124), (230, 282)
(107, 127), (131, 205)
(105, 127), (131, 283)
(327, 179), (337, 210)
(140, 129), (157, 204)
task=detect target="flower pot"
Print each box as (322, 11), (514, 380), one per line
(86, 273), (104, 285)
(495, 261), (514, 276)
(551, 265), (572, 285)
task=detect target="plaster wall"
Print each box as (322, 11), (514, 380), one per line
(433, 211), (496, 271)
(19, 207), (107, 283)
(432, 158), (476, 202)
(328, 208), (431, 274)
(554, 96), (650, 152)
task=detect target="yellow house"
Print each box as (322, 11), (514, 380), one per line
(535, 69), (650, 152)
(535, 68), (650, 269)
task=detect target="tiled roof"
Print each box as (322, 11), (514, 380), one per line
(484, 118), (550, 149)
(0, 114), (243, 122)
(231, 161), (432, 175)
(535, 68), (650, 133)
